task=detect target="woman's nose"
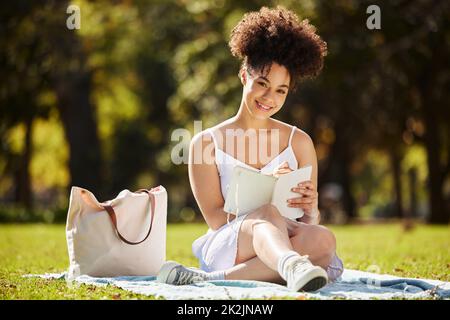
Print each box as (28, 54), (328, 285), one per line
(261, 91), (275, 106)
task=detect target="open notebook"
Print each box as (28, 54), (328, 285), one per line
(224, 165), (312, 220)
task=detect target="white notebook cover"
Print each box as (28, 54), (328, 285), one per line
(224, 165), (312, 220)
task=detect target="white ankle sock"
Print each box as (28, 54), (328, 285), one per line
(277, 251), (301, 280)
(206, 270), (226, 281)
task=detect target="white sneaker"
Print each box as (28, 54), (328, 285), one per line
(285, 255), (328, 292)
(157, 261), (209, 285)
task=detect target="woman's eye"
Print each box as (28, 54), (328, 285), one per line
(258, 82), (267, 87)
(278, 90), (286, 95)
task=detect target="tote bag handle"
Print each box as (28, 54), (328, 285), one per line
(102, 188), (156, 245)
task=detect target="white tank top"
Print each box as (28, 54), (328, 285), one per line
(207, 125), (299, 200)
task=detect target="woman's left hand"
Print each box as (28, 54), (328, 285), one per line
(272, 161), (293, 177)
(287, 180), (319, 220)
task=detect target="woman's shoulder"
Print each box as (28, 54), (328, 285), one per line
(270, 118), (310, 139)
(270, 119), (310, 141)
(291, 127), (312, 144)
(213, 118), (239, 132)
(270, 119), (315, 156)
(291, 127), (313, 146)
(270, 118), (294, 131)
(290, 126), (316, 164)
(206, 119), (241, 143)
(191, 119), (235, 150)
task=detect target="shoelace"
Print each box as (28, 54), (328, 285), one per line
(287, 255), (313, 280)
(175, 268), (206, 285)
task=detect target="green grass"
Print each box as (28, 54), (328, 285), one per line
(0, 223), (448, 299)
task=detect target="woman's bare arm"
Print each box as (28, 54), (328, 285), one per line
(188, 130), (235, 231)
(291, 128), (321, 225)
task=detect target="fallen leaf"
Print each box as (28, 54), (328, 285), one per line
(112, 293), (121, 300)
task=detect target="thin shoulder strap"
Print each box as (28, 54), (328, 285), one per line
(207, 128), (219, 150)
(288, 125), (297, 146)
(207, 128), (222, 167)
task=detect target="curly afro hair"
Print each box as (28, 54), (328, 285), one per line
(229, 6), (327, 91)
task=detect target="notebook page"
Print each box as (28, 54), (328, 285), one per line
(224, 166), (277, 216)
(270, 165), (312, 220)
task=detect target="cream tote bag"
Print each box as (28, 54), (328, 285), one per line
(65, 185), (167, 278)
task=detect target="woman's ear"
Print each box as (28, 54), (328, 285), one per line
(239, 67), (247, 86)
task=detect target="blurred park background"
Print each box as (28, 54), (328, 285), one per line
(1, 0), (449, 226)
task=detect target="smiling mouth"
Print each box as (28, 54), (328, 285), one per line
(255, 101), (273, 111)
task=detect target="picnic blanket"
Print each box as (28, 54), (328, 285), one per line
(24, 269), (450, 300)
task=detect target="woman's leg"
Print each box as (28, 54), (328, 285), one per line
(225, 218), (336, 282)
(234, 204), (296, 271)
(225, 255), (284, 283)
(156, 204), (290, 286)
(157, 205), (336, 288)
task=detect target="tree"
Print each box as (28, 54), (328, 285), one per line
(373, 0), (450, 223)
(0, 1), (105, 204)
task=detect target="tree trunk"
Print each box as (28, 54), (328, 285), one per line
(418, 56), (449, 224)
(408, 167), (417, 218)
(55, 70), (105, 198)
(339, 152), (357, 222)
(14, 117), (33, 210)
(418, 33), (449, 224)
(321, 126), (357, 222)
(423, 107), (448, 223)
(390, 150), (404, 218)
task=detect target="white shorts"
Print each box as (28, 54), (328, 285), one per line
(192, 214), (344, 282)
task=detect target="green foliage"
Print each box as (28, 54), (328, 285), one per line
(0, 0), (448, 223)
(0, 206), (67, 224)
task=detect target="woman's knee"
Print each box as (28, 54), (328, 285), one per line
(293, 224), (336, 257)
(240, 204), (286, 240)
(248, 204), (284, 222)
(235, 205), (283, 264)
(315, 225), (337, 255)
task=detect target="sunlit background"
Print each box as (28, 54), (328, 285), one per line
(1, 0), (449, 226)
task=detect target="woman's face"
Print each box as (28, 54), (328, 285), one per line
(241, 62), (290, 119)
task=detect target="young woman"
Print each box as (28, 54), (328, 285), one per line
(157, 6), (343, 292)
